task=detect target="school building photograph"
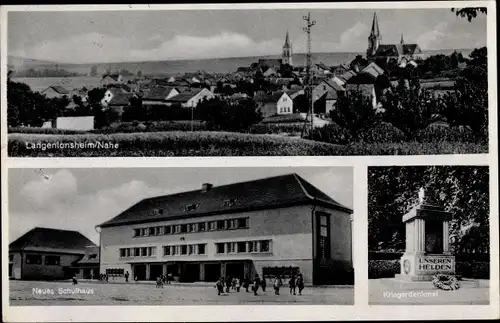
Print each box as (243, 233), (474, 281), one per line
(8, 167), (354, 305)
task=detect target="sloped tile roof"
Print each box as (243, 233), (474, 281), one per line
(98, 173), (352, 228)
(143, 86), (177, 100)
(9, 227), (95, 252)
(46, 86), (69, 95)
(108, 92), (134, 106)
(165, 88), (205, 103)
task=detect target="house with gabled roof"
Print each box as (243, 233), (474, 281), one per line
(41, 85), (69, 99)
(96, 173), (353, 285)
(142, 86), (181, 106)
(9, 227), (95, 280)
(258, 91), (293, 118)
(164, 88), (215, 108)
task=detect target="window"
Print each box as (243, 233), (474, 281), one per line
(209, 221), (216, 231)
(227, 242), (236, 253)
(106, 268), (124, 276)
(217, 220), (225, 230)
(180, 224), (187, 233)
(149, 227), (155, 235)
(141, 247), (148, 257)
(223, 199), (237, 207)
(45, 255), (60, 266)
(134, 248), (140, 257)
(184, 204), (198, 212)
(260, 240), (270, 252)
(164, 246), (171, 256)
(180, 245), (188, 255)
(171, 246), (178, 255)
(198, 222), (206, 232)
(187, 224), (194, 232)
(25, 254), (42, 265)
(237, 242), (246, 253)
(318, 213), (330, 259)
(237, 218), (248, 228)
(174, 225), (181, 234)
(133, 229), (140, 237)
(198, 244), (206, 255)
(125, 249), (131, 257)
(120, 249), (126, 258)
(216, 243), (225, 254)
(140, 228), (148, 236)
(188, 245), (194, 255)
(164, 225), (172, 234)
(249, 241), (258, 253)
(149, 247), (156, 257)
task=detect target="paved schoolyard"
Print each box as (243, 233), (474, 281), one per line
(9, 280), (354, 306)
(369, 278), (490, 305)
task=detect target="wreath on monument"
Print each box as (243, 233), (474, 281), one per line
(432, 274), (460, 291)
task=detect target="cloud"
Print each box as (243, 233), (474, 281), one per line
(339, 22), (368, 47)
(12, 172), (175, 244)
(417, 22), (449, 49)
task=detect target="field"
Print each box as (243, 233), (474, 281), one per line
(7, 130), (488, 157)
(9, 280), (354, 306)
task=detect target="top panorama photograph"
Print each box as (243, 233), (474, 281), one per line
(5, 6), (489, 157)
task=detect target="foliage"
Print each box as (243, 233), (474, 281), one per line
(368, 260), (400, 279)
(381, 76), (435, 139)
(359, 122), (405, 143)
(368, 166), (489, 254)
(451, 7), (487, 22)
(93, 121), (208, 134)
(306, 123), (353, 145)
(416, 125), (477, 143)
(8, 127), (87, 135)
(369, 260), (489, 279)
(13, 68), (81, 77)
(329, 89), (377, 139)
(456, 262), (489, 279)
(249, 123), (304, 135)
(197, 98), (262, 132)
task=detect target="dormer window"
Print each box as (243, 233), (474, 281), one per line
(184, 204), (198, 212)
(223, 198), (237, 207)
(88, 254), (97, 260)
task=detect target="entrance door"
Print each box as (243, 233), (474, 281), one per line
(204, 263), (221, 282)
(134, 264), (147, 281)
(150, 264), (163, 281)
(182, 263), (200, 282)
(225, 262), (245, 279)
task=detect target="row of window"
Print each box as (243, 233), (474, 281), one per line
(163, 244), (206, 256)
(106, 268), (125, 276)
(25, 254), (60, 266)
(119, 240), (272, 258)
(119, 247), (157, 258)
(133, 217), (249, 237)
(146, 198), (238, 217)
(279, 107), (292, 113)
(215, 240), (271, 254)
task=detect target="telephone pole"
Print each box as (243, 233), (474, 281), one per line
(301, 12), (316, 138)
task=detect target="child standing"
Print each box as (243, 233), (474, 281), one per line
(273, 275), (283, 295)
(215, 277), (224, 296)
(289, 274), (296, 295)
(296, 274), (305, 295)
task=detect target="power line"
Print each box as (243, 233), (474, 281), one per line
(301, 12), (316, 139)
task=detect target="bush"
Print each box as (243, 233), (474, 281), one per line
(369, 260), (400, 279)
(456, 261), (489, 279)
(359, 122), (406, 143)
(416, 125), (477, 143)
(249, 123), (304, 135)
(92, 121), (208, 134)
(8, 127), (87, 135)
(307, 123), (353, 145)
(368, 251), (404, 260)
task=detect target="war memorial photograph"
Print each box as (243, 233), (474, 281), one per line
(7, 167), (354, 306)
(4, 5), (490, 157)
(367, 165), (490, 305)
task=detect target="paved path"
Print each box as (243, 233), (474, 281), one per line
(369, 279), (490, 305)
(9, 280), (354, 306)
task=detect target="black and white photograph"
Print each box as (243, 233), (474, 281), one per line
(4, 5), (490, 157)
(368, 165), (490, 305)
(8, 167), (354, 305)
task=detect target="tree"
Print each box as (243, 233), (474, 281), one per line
(368, 166), (489, 254)
(87, 88), (107, 128)
(197, 98), (262, 132)
(381, 75), (434, 138)
(329, 89), (377, 139)
(451, 7), (487, 22)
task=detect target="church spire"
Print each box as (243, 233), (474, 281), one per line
(370, 12), (381, 38)
(284, 30), (291, 48)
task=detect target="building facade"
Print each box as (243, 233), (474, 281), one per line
(97, 174), (353, 285)
(9, 227), (96, 280)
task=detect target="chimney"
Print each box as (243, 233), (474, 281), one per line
(201, 183), (213, 192)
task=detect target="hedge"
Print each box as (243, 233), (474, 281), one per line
(307, 123), (353, 145)
(249, 123), (304, 135)
(92, 121), (208, 134)
(8, 132), (488, 157)
(369, 260), (489, 279)
(8, 127), (87, 135)
(416, 125), (477, 143)
(359, 122), (406, 143)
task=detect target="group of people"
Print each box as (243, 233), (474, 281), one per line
(156, 274), (174, 288)
(215, 273), (305, 296)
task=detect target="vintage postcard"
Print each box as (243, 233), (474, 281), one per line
(2, 3), (494, 157)
(1, 1), (499, 322)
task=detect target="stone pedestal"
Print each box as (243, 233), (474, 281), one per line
(397, 187), (455, 282)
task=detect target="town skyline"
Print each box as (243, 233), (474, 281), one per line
(8, 8), (487, 64)
(8, 167), (353, 244)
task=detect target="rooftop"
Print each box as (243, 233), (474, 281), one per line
(98, 173), (352, 228)
(9, 227), (95, 252)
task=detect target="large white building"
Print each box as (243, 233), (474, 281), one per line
(97, 173), (353, 285)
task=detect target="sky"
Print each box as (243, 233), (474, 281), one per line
(7, 8), (487, 63)
(8, 167), (353, 244)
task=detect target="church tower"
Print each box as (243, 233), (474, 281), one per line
(367, 12), (382, 57)
(282, 30), (293, 66)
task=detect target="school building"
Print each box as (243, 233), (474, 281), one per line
(9, 227), (96, 280)
(97, 173), (353, 285)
